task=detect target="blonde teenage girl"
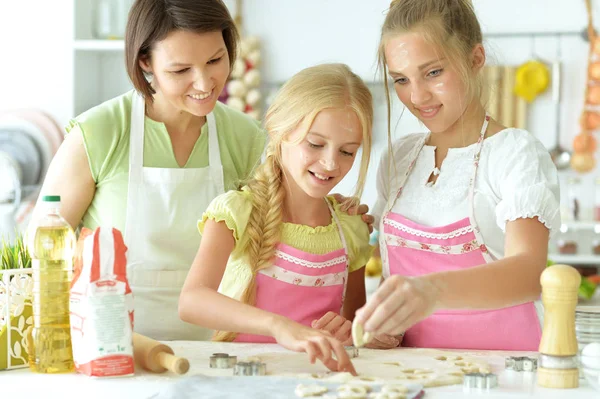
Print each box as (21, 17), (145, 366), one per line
(180, 64), (374, 373)
(356, 0), (560, 351)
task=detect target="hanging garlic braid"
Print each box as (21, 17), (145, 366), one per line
(213, 63), (373, 342)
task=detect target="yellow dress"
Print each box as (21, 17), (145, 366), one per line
(199, 189), (373, 300)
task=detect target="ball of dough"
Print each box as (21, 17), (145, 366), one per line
(352, 320), (373, 348)
(227, 79), (247, 98)
(226, 97), (246, 112)
(243, 69), (261, 88)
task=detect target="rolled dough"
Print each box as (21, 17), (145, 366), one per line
(253, 348), (493, 389)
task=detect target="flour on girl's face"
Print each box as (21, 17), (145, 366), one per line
(385, 32), (467, 134)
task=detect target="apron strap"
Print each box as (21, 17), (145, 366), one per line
(383, 134), (427, 218)
(380, 136), (426, 279)
(129, 92), (145, 171)
(467, 113), (490, 204)
(206, 112), (225, 193)
(125, 93), (226, 239)
(326, 198), (351, 313)
(125, 92), (147, 243)
(381, 113), (495, 274)
(467, 113), (495, 262)
(326, 198), (349, 266)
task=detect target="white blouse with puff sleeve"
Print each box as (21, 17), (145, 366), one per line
(372, 128), (561, 260)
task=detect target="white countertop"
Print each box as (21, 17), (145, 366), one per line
(1, 341), (597, 399)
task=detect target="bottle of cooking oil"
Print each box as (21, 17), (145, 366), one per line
(28, 195), (75, 373)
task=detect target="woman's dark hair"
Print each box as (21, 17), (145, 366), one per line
(125, 0), (239, 101)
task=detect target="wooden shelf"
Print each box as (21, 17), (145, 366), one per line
(560, 221), (600, 232)
(549, 254), (600, 265)
(73, 40), (124, 51)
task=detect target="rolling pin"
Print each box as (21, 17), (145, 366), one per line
(132, 332), (190, 375)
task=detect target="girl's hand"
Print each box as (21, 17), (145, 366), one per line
(270, 316), (357, 375)
(364, 333), (402, 349)
(311, 311), (353, 346)
(354, 275), (440, 336)
(331, 193), (374, 233)
(311, 313), (400, 349)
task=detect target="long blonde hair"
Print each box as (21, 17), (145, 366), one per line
(378, 0), (484, 191)
(213, 63), (373, 342)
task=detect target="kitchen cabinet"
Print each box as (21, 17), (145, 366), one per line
(550, 221), (600, 268)
(72, 0), (132, 117)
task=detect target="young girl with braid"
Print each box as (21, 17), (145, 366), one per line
(179, 63), (375, 373)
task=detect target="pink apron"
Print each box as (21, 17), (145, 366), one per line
(380, 114), (541, 351)
(236, 200), (349, 343)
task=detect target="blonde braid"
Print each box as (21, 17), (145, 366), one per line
(212, 63), (373, 342)
(212, 146), (285, 342)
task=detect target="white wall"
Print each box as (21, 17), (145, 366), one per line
(0, 0), (73, 125)
(1, 0), (598, 212)
(220, 0), (597, 210)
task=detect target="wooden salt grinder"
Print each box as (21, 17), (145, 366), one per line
(537, 264), (581, 389)
(133, 332), (190, 375)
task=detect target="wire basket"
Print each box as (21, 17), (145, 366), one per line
(0, 268), (33, 370)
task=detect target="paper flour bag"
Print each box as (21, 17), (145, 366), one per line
(70, 227), (134, 377)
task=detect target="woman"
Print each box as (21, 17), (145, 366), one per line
(32, 0), (264, 341)
(32, 0), (371, 341)
(354, 0), (560, 350)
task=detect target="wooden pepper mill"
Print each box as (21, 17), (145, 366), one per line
(537, 264), (581, 389)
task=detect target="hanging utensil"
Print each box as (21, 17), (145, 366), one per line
(514, 61), (550, 102)
(548, 38), (571, 170)
(514, 36), (550, 103)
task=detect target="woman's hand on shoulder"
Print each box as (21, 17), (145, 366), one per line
(270, 316), (357, 375)
(331, 194), (374, 233)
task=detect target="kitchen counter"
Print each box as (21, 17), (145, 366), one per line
(1, 342), (597, 398)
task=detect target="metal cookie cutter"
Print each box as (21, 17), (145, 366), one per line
(345, 346), (359, 359)
(505, 356), (538, 372)
(463, 372), (498, 391)
(233, 361), (267, 376)
(209, 353), (237, 369)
